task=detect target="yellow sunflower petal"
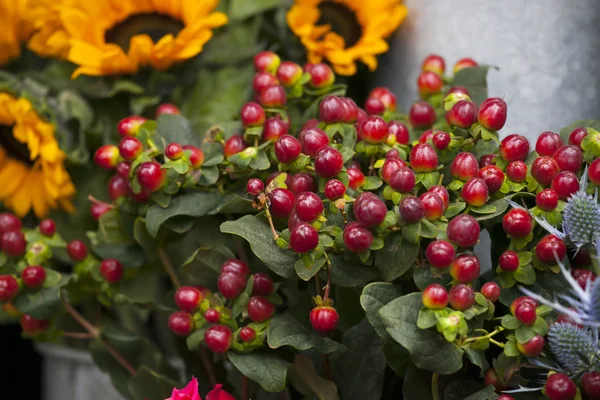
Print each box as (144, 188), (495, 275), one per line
(0, 160), (28, 199)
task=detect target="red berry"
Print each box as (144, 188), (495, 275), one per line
(253, 72), (278, 94)
(589, 158), (600, 185)
(66, 240), (87, 261)
(432, 131), (451, 150)
(116, 161), (131, 178)
(569, 127), (588, 146)
(0, 213), (21, 234)
(461, 177), (488, 207)
(426, 240), (455, 268)
(155, 103), (180, 117)
(20, 314), (49, 336)
(117, 116), (146, 137)
(515, 302), (537, 325)
(571, 268), (596, 289)
(308, 63), (335, 88)
(310, 306), (339, 333)
(420, 192), (444, 222)
(506, 160), (527, 183)
(453, 57), (478, 73)
(261, 118), (288, 142)
(545, 373), (576, 400)
(502, 209), (532, 238)
(422, 284), (448, 309)
(551, 171), (579, 200)
(447, 215), (480, 247)
(399, 196), (424, 223)
(99, 259), (123, 284)
(485, 368), (508, 392)
(510, 296), (538, 315)
(259, 85), (286, 108)
(223, 135), (248, 158)
(239, 326), (257, 342)
(240, 102), (266, 128)
(118, 137), (143, 160)
(319, 96), (345, 123)
(268, 188), (295, 218)
(536, 189), (559, 211)
(360, 116), (388, 144)
(481, 282), (501, 302)
(21, 266), (46, 290)
(499, 134), (530, 162)
(0, 275), (19, 302)
(1, 231), (26, 257)
(252, 273), (274, 296)
(204, 324), (233, 353)
(389, 167), (416, 193)
(253, 51), (280, 74)
(582, 371), (600, 400)
(536, 131), (563, 156)
(274, 135), (302, 163)
(517, 334), (545, 357)
(410, 143), (438, 172)
(450, 254), (480, 283)
(130, 189), (151, 203)
(536, 234), (567, 265)
(137, 161), (165, 192)
(388, 121), (410, 145)
(174, 286), (202, 312)
(221, 259), (250, 277)
(343, 221), (373, 253)
(218, 272), (247, 299)
(381, 158), (406, 183)
(246, 178), (264, 195)
(204, 309), (220, 323)
(448, 284), (475, 311)
(422, 54), (446, 75)
(347, 165), (365, 189)
(417, 71), (444, 97)
(93, 145), (120, 169)
(478, 98), (507, 131)
(429, 185), (450, 210)
(340, 98), (359, 123)
(479, 154), (496, 168)
(277, 61), (302, 86)
(553, 145), (583, 173)
(298, 127), (329, 158)
(108, 175), (129, 201)
(364, 97), (385, 115)
(39, 219), (56, 236)
(314, 147), (343, 178)
(90, 202), (111, 221)
(447, 100), (478, 128)
(353, 192), (387, 228)
(477, 165), (504, 193)
(499, 250), (519, 272)
(531, 156), (560, 186)
(163, 143), (183, 161)
(290, 223), (319, 253)
(247, 296), (275, 322)
(409, 101), (436, 128)
(369, 87), (397, 111)
(182, 145), (204, 168)
(450, 152), (479, 181)
(324, 179), (346, 200)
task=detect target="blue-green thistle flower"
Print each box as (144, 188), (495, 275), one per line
(547, 322), (599, 374)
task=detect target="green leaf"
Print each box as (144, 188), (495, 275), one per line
(360, 282), (403, 339)
(417, 308), (439, 329)
(329, 253), (378, 287)
(180, 245), (235, 284)
(501, 314), (521, 330)
(419, 219), (438, 238)
(532, 317), (549, 336)
(374, 232), (419, 281)
(420, 171), (440, 190)
(186, 329), (207, 351)
(504, 340), (519, 357)
(413, 266), (453, 291)
(380, 293), (464, 374)
(383, 340), (410, 377)
(474, 197), (511, 221)
(93, 244), (146, 268)
(128, 366), (180, 400)
(362, 176), (383, 190)
(515, 325), (535, 344)
(156, 114), (201, 149)
(452, 66), (494, 104)
(228, 351), (292, 392)
(267, 313), (344, 354)
(470, 204), (497, 214)
(229, 0), (281, 20)
(232, 278), (254, 318)
(114, 270), (172, 312)
(513, 264), (536, 285)
(464, 347), (489, 373)
(288, 354), (340, 400)
(462, 385), (497, 400)
(13, 275), (71, 319)
(445, 202), (466, 218)
(295, 256), (326, 281)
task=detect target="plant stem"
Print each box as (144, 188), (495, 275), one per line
(315, 273), (322, 297)
(369, 156), (375, 176)
(199, 347), (217, 387)
(489, 338), (505, 348)
(242, 375), (249, 400)
(431, 373), (440, 400)
(264, 208), (279, 240)
(462, 327), (505, 344)
(63, 331), (95, 339)
(322, 353), (333, 381)
(158, 247), (182, 288)
(323, 254), (332, 301)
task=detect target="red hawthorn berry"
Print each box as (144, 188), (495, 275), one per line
(364, 97), (385, 115)
(385, 146), (399, 156)
(308, 63), (335, 88)
(368, 87), (397, 111)
(90, 202), (111, 221)
(506, 160), (528, 183)
(221, 259), (250, 277)
(116, 161), (131, 178)
(108, 175), (129, 201)
(568, 127), (588, 146)
(130, 189), (152, 203)
(515, 302), (537, 325)
(262, 118), (288, 142)
(223, 135), (248, 158)
(571, 268), (596, 290)
(461, 177), (489, 207)
(276, 61), (303, 86)
(259, 84), (286, 108)
(510, 296), (538, 315)
(21, 266), (46, 290)
(477, 165), (504, 193)
(0, 275), (19, 302)
(100, 259), (123, 284)
(314, 147), (344, 178)
(343, 222), (373, 253)
(381, 158), (406, 183)
(217, 272), (247, 299)
(447, 214), (480, 247)
(409, 101), (436, 128)
(481, 282), (501, 302)
(426, 240), (455, 268)
(239, 326), (257, 342)
(360, 116), (388, 144)
(274, 135), (302, 164)
(531, 156), (560, 186)
(432, 131), (451, 150)
(388, 121), (410, 145)
(422, 54), (446, 75)
(324, 179), (346, 200)
(478, 98), (507, 131)
(551, 171), (579, 200)
(319, 95), (345, 123)
(247, 296), (275, 322)
(589, 158), (600, 185)
(448, 284), (475, 311)
(417, 71), (444, 97)
(310, 306), (339, 333)
(20, 314), (49, 336)
(165, 143), (183, 160)
(410, 143), (438, 172)
(536, 234), (567, 265)
(1, 231), (26, 257)
(66, 240), (87, 261)
(499, 134), (530, 162)
(93, 145), (120, 169)
(174, 286), (202, 312)
(418, 129), (434, 143)
(499, 250), (520, 272)
(117, 116), (146, 137)
(118, 137), (143, 161)
(573, 248), (592, 266)
(241, 102), (266, 128)
(253, 51), (280, 74)
(137, 161), (165, 192)
(252, 273), (274, 296)
(0, 213), (21, 234)
(479, 154), (496, 168)
(290, 223), (319, 253)
(536, 131), (563, 156)
(253, 72), (278, 94)
(347, 165), (365, 189)
(299, 127), (330, 158)
(399, 196), (424, 223)
(451, 152), (479, 181)
(502, 208), (532, 238)
(422, 284), (448, 309)
(204, 324), (233, 353)
(39, 219), (56, 237)
(450, 254), (481, 283)
(389, 167), (416, 193)
(204, 309), (220, 323)
(246, 178), (264, 196)
(497, 396), (515, 400)
(354, 192), (387, 228)
(484, 368), (508, 392)
(447, 100), (478, 128)
(340, 97), (359, 123)
(544, 373), (576, 400)
(453, 57), (478, 74)
(289, 173), (317, 195)
(268, 188), (295, 218)
(420, 192), (445, 222)
(553, 145), (583, 173)
(536, 189), (559, 211)
(582, 371), (600, 400)
(428, 185), (450, 210)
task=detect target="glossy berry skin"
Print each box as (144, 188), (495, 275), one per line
(174, 286), (202, 312)
(536, 131), (563, 156)
(253, 51), (280, 74)
(447, 214), (480, 247)
(447, 100), (478, 128)
(420, 192), (445, 222)
(481, 282), (501, 302)
(450, 254), (480, 283)
(93, 145), (120, 169)
(291, 175), (318, 195)
(21, 266), (46, 290)
(137, 161), (165, 192)
(551, 171), (579, 200)
(422, 284), (449, 309)
(516, 334), (545, 357)
(246, 178), (264, 195)
(0, 275), (19, 302)
(478, 98), (507, 131)
(168, 311), (193, 336)
(164, 143), (183, 160)
(347, 165), (365, 190)
(506, 160), (527, 183)
(308, 63), (335, 88)
(453, 57), (478, 73)
(204, 309), (220, 323)
(410, 143), (438, 172)
(364, 97), (385, 115)
(340, 98), (359, 122)
(536, 189), (559, 211)
(290, 223), (319, 253)
(531, 156), (560, 186)
(399, 196), (425, 223)
(479, 154), (496, 168)
(432, 131), (451, 149)
(515, 302), (537, 325)
(429, 185), (450, 210)
(422, 54), (445, 75)
(499, 250), (520, 272)
(589, 158), (600, 185)
(274, 135), (302, 163)
(306, 306), (340, 337)
(221, 259), (250, 277)
(108, 175), (129, 201)
(381, 158), (406, 183)
(0, 213), (21, 234)
(461, 177), (488, 207)
(253, 72), (278, 94)
(223, 135), (248, 158)
(553, 145), (583, 173)
(499, 134), (530, 162)
(277, 61), (303, 86)
(324, 179), (346, 200)
(262, 118), (288, 142)
(240, 102), (266, 128)
(204, 325), (233, 353)
(569, 127), (588, 146)
(66, 240), (87, 262)
(417, 71), (444, 97)
(268, 188), (295, 218)
(451, 152), (479, 181)
(448, 284), (475, 311)
(369, 87), (397, 111)
(117, 116), (146, 137)
(572, 268), (596, 290)
(39, 219), (56, 236)
(91, 202), (111, 221)
(239, 327), (257, 342)
(477, 165), (504, 193)
(388, 121), (410, 145)
(502, 209), (532, 238)
(485, 368), (508, 392)
(299, 128), (329, 157)
(319, 96), (345, 123)
(354, 192), (387, 228)
(314, 147), (343, 178)
(118, 137), (143, 160)
(510, 296), (538, 315)
(389, 167), (416, 193)
(1, 231), (26, 257)
(343, 222), (373, 253)
(426, 240), (455, 268)
(536, 234), (567, 265)
(99, 259), (123, 284)
(582, 371), (600, 400)
(360, 116), (388, 144)
(20, 314), (49, 336)
(218, 272), (247, 299)
(409, 101), (436, 128)
(545, 373), (576, 400)
(252, 273), (274, 296)
(248, 296), (275, 322)
(116, 161), (131, 178)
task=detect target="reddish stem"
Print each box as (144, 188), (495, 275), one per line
(199, 347), (217, 387)
(242, 375), (249, 400)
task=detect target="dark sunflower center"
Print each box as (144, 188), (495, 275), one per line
(317, 1), (362, 47)
(0, 125), (33, 166)
(105, 13), (184, 53)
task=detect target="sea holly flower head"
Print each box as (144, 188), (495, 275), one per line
(547, 322), (599, 375)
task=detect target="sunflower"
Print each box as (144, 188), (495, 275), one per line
(27, 0), (228, 78)
(0, 0), (33, 66)
(0, 93), (75, 218)
(287, 0), (407, 76)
